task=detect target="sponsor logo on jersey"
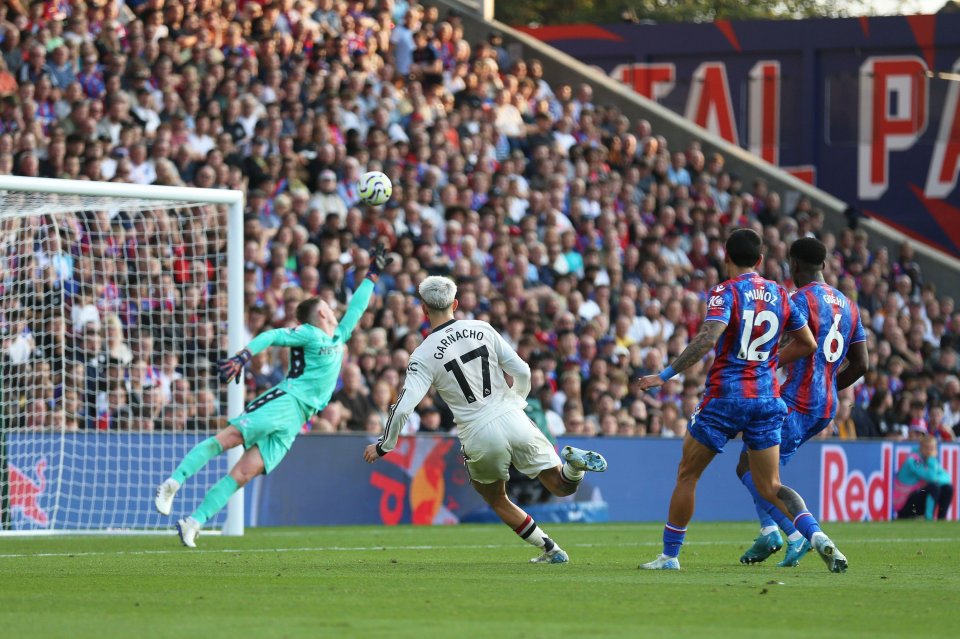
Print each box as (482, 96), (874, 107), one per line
(708, 295), (725, 308)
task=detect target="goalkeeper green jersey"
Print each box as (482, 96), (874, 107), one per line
(246, 279), (374, 412)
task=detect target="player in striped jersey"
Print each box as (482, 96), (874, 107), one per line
(737, 237), (868, 567)
(637, 229), (848, 572)
(363, 276), (607, 564)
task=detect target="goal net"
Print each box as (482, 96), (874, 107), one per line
(0, 176), (244, 535)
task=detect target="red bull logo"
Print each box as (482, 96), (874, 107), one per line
(820, 444), (892, 522)
(820, 443), (960, 522)
(7, 459), (50, 526)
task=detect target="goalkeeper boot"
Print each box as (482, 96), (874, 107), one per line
(639, 554), (681, 570)
(530, 547), (569, 564)
(177, 517), (201, 548)
(561, 446), (608, 472)
(739, 530), (784, 564)
(812, 532), (848, 573)
(154, 478), (180, 516)
(777, 537), (812, 567)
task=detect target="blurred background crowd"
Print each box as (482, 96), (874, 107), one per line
(0, 0), (958, 442)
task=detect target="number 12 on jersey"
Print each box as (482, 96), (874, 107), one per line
(444, 345), (492, 403)
(737, 309), (780, 362)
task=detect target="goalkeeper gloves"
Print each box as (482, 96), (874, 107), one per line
(365, 242), (393, 281)
(218, 348), (252, 385)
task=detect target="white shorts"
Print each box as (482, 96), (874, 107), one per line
(459, 409), (561, 484)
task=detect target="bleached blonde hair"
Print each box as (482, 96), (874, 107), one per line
(419, 276), (457, 311)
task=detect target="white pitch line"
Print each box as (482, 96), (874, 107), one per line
(0, 537), (955, 560)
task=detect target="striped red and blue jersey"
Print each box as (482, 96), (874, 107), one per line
(780, 282), (867, 419)
(703, 272), (806, 399)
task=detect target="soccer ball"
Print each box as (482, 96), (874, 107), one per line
(358, 171), (392, 206)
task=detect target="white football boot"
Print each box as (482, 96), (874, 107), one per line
(639, 554), (681, 570)
(177, 517), (201, 548)
(154, 478), (180, 516)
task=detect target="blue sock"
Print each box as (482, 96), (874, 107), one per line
(663, 523), (687, 558)
(763, 500), (799, 537)
(741, 471), (777, 530)
(792, 511), (823, 541)
(741, 471), (800, 537)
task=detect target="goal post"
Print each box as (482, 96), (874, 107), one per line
(0, 176), (245, 535)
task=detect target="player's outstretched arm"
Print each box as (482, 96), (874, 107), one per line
(777, 324), (816, 367)
(338, 243), (393, 341)
(638, 319), (726, 390)
(218, 327), (315, 383)
(836, 340), (868, 391)
(363, 359), (432, 463)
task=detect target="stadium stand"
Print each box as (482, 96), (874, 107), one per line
(0, 0), (957, 442)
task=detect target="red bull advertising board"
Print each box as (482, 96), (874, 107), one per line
(3, 434), (956, 528)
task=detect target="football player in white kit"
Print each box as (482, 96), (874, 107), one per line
(363, 276), (607, 563)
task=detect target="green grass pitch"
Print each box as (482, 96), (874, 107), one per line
(1, 522), (957, 638)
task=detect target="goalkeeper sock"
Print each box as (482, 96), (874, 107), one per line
(190, 475), (239, 526)
(514, 515), (558, 553)
(171, 437), (224, 484)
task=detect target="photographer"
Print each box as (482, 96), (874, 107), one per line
(894, 436), (955, 520)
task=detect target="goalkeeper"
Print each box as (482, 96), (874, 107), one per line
(154, 244), (391, 547)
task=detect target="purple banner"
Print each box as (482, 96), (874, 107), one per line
(520, 15), (960, 257)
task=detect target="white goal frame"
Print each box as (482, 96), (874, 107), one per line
(0, 176), (245, 536)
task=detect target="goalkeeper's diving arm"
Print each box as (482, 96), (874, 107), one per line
(218, 327), (315, 384)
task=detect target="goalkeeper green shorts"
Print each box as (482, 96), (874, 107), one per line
(229, 389), (312, 474)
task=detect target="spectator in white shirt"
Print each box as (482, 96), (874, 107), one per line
(390, 12), (418, 77)
(187, 113), (216, 158)
(130, 88), (160, 136)
(635, 299), (666, 347)
(660, 231), (693, 276)
(128, 142), (156, 185)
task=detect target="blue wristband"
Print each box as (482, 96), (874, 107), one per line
(659, 365), (676, 382)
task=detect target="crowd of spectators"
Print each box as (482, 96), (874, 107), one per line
(0, 0), (958, 443)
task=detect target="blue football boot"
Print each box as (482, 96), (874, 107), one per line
(777, 537), (812, 567)
(739, 530), (784, 564)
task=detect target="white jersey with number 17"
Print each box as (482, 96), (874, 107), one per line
(376, 319), (531, 454)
